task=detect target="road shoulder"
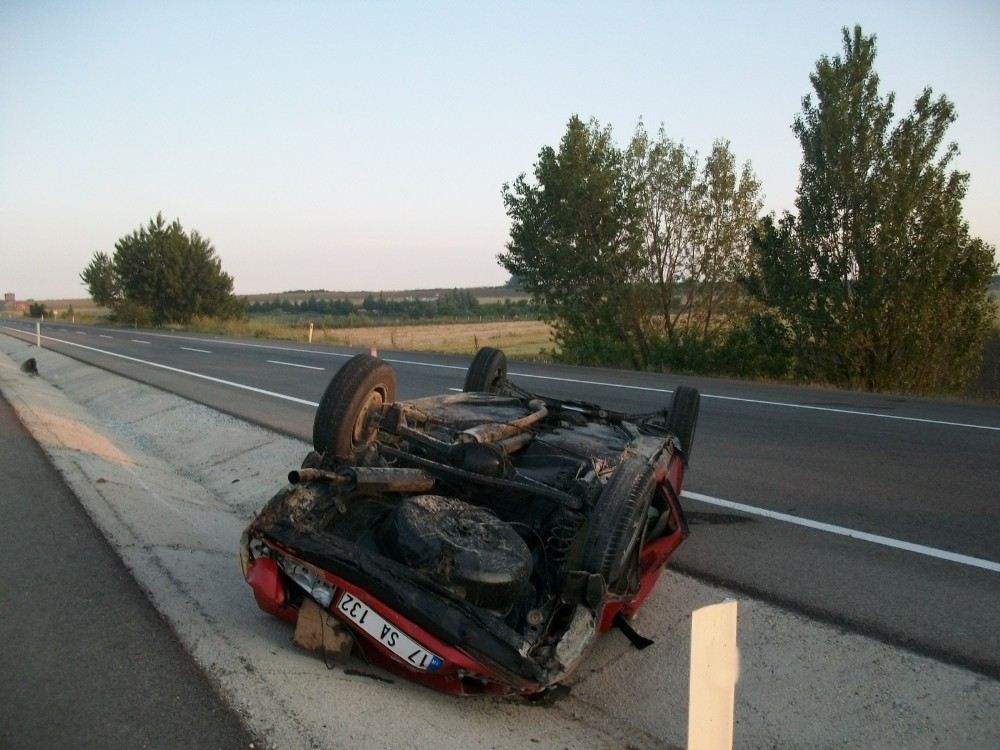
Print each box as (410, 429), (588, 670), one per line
(0, 377), (257, 749)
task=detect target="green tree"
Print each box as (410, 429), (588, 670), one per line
(28, 302), (48, 318)
(693, 141), (762, 337)
(81, 213), (243, 325)
(748, 26), (996, 391)
(500, 116), (648, 366)
(501, 117), (762, 369)
(627, 123), (700, 340)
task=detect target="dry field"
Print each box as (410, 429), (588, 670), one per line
(9, 297), (108, 319)
(318, 319), (554, 357)
(179, 317), (554, 357)
(19, 295), (553, 358)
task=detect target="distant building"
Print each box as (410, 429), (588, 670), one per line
(3, 292), (14, 306)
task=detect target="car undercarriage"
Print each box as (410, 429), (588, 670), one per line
(242, 348), (699, 694)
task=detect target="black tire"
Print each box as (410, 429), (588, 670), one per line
(580, 458), (656, 589)
(312, 354), (396, 461)
(463, 347), (507, 393)
(666, 386), (700, 462)
(378, 495), (532, 610)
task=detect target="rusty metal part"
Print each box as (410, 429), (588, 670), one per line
(379, 444), (583, 510)
(345, 467), (437, 493)
(460, 399), (548, 444)
(495, 431), (534, 455)
(289, 466), (436, 493)
(396, 423), (459, 452)
(288, 468), (350, 485)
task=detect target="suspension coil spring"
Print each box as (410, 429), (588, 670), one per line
(546, 509), (583, 567)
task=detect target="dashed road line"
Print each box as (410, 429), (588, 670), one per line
(0, 328), (318, 407)
(98, 328), (1000, 431)
(267, 359), (324, 371)
(180, 347), (212, 354)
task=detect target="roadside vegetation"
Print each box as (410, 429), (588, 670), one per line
(81, 213), (243, 325)
(501, 26), (997, 395)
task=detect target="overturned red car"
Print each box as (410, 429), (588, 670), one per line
(241, 347), (699, 696)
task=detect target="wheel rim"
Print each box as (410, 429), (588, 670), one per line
(351, 387), (386, 451)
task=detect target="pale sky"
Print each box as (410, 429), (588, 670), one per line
(2, 1), (998, 299)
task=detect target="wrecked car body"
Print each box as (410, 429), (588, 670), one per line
(241, 347), (700, 695)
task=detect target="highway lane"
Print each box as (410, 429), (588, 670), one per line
(3, 320), (999, 676)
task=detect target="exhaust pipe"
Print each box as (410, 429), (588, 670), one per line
(289, 466), (436, 493)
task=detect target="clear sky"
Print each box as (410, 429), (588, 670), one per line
(2, 1), (998, 299)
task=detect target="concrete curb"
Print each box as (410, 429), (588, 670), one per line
(1, 333), (997, 749)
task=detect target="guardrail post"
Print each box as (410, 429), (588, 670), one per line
(687, 600), (739, 750)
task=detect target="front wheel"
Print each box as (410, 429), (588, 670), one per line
(579, 458), (656, 590)
(463, 347), (507, 393)
(312, 354), (396, 463)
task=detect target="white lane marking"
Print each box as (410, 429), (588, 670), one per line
(131, 339), (151, 344)
(508, 373), (1000, 432)
(99, 334), (113, 339)
(682, 490), (1000, 574)
(447, 387), (462, 392)
(698, 393), (1000, 432)
(508, 370), (674, 393)
(267, 359), (325, 371)
(5, 323), (998, 432)
(180, 346), (212, 354)
(0, 328), (319, 408)
(101, 329), (1000, 432)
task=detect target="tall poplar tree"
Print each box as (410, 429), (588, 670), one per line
(749, 26), (996, 391)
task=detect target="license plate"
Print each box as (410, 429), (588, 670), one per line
(336, 591), (443, 672)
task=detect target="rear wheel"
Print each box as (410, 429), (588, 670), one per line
(580, 458), (656, 590)
(312, 354), (396, 462)
(463, 347), (507, 393)
(666, 386), (700, 462)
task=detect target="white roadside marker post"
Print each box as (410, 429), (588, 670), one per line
(308, 322), (314, 343)
(36, 321), (41, 348)
(687, 600), (739, 750)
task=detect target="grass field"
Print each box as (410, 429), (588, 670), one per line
(322, 320), (554, 356)
(184, 317), (555, 357)
(11, 292), (552, 357)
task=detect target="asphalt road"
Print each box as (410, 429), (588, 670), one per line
(0, 389), (256, 749)
(3, 319), (999, 678)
